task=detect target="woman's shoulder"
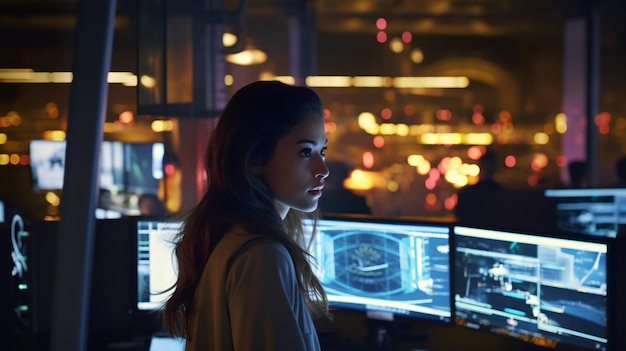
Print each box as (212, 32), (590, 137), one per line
(220, 228), (290, 262)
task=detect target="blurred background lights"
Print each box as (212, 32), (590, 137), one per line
(224, 74), (234, 86)
(362, 151), (374, 168)
(467, 146), (483, 160)
(389, 37), (404, 53)
(410, 48), (424, 63)
(381, 108), (392, 119)
(45, 192), (61, 206)
(46, 102), (59, 119)
(376, 31), (388, 43)
(7, 111), (21, 126)
(555, 112), (567, 133)
(140, 75), (156, 88)
(222, 32), (238, 47)
(373, 136), (385, 148)
(118, 110), (134, 124)
(10, 154), (20, 165)
(376, 18), (387, 30)
(505, 155), (517, 168)
(401, 31), (412, 43)
(43, 130), (66, 140)
(532, 153), (549, 171)
(151, 119), (174, 132)
(534, 132), (549, 144)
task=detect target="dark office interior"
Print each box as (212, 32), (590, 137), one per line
(2, 0), (626, 350)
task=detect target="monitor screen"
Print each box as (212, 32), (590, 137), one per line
(137, 219), (181, 311)
(453, 225), (608, 351)
(544, 188), (626, 238)
(28, 140), (164, 195)
(125, 142), (164, 195)
(304, 217), (451, 323)
(29, 140), (66, 190)
(99, 141), (125, 192)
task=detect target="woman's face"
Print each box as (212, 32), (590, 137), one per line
(259, 111), (329, 219)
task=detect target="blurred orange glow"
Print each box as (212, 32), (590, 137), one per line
(444, 194), (457, 211)
(373, 136), (384, 148)
(381, 108), (392, 120)
(556, 155), (567, 168)
(362, 152), (374, 168)
(467, 146), (482, 160)
(505, 155), (516, 168)
(324, 121), (337, 133)
(119, 110), (134, 124)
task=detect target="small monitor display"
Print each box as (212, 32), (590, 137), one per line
(137, 220), (181, 311)
(304, 217), (451, 322)
(29, 140), (164, 195)
(454, 225), (608, 351)
(545, 188), (626, 238)
(29, 140), (66, 190)
(99, 141), (125, 192)
(125, 143), (164, 195)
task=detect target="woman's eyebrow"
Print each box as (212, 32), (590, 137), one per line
(295, 138), (328, 145)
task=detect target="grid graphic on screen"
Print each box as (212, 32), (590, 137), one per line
(304, 218), (451, 321)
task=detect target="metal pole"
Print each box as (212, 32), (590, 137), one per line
(585, 4), (601, 187)
(50, 1), (117, 350)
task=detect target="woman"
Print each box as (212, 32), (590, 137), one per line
(163, 80), (330, 350)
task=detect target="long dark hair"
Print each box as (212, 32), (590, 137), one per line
(162, 80), (328, 338)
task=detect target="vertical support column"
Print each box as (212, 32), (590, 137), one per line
(288, 1), (317, 86)
(50, 1), (117, 351)
(194, 0), (227, 116)
(560, 9), (601, 186)
(585, 5), (601, 186)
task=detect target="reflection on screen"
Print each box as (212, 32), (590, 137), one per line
(304, 218), (451, 322)
(545, 188), (626, 238)
(137, 220), (181, 310)
(454, 225), (608, 351)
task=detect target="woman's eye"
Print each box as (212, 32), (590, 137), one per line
(301, 149), (312, 157)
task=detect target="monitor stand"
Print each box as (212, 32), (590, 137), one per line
(366, 316), (394, 351)
(365, 310), (430, 351)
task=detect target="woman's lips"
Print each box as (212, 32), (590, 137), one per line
(308, 186), (324, 197)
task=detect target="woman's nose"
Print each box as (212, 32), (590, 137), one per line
(316, 160), (330, 179)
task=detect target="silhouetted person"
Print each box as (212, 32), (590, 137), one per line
(464, 150), (502, 191)
(318, 161), (371, 215)
(455, 150), (503, 224)
(566, 160), (589, 188)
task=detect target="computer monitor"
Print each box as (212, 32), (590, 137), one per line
(125, 142), (165, 195)
(99, 141), (125, 192)
(136, 219), (181, 311)
(544, 188), (626, 238)
(29, 139), (66, 191)
(304, 216), (452, 323)
(453, 225), (609, 351)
